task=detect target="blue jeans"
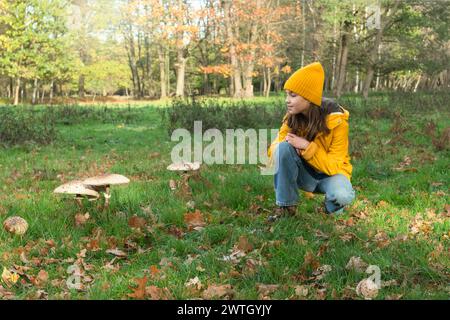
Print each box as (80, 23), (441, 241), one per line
(274, 141), (355, 214)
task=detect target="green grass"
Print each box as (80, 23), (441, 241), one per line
(0, 92), (449, 300)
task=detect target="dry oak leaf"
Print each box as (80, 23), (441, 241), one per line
(106, 248), (127, 258)
(236, 235), (253, 253)
(75, 212), (90, 227)
(145, 285), (172, 300)
(1, 267), (19, 288)
(202, 284), (234, 299)
(256, 283), (279, 297)
(345, 256), (369, 273)
(128, 215), (147, 229)
(185, 276), (202, 290)
(184, 210), (206, 230)
(128, 276), (147, 299)
(32, 270), (49, 287)
(294, 285), (309, 298)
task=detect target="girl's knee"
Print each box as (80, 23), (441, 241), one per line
(334, 188), (355, 206)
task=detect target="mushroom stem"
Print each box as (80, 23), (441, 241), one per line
(75, 197), (83, 209)
(104, 186), (111, 210)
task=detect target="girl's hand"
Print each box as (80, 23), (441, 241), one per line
(285, 133), (310, 150)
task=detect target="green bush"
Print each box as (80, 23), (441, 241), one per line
(161, 97), (287, 135)
(0, 107), (57, 147)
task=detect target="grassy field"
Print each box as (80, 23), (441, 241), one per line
(0, 92), (449, 300)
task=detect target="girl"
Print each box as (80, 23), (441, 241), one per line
(267, 62), (355, 221)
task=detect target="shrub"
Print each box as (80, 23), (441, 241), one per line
(161, 97), (287, 135)
(0, 107), (57, 147)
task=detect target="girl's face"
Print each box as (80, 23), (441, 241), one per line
(285, 90), (311, 116)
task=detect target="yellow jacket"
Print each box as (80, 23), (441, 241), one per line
(268, 105), (352, 180)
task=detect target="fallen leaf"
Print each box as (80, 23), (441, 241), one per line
(312, 265), (332, 280)
(169, 179), (177, 191)
(294, 285), (309, 298)
(184, 210), (206, 230)
(145, 285), (172, 300)
(302, 251), (320, 272)
(75, 212), (90, 227)
(256, 283), (279, 298)
(345, 256), (369, 273)
(185, 276), (202, 290)
(106, 249), (127, 258)
(1, 267), (19, 287)
(86, 239), (100, 251)
(128, 215), (147, 229)
(0, 285), (15, 299)
(202, 284), (234, 299)
(128, 276), (148, 299)
(33, 270), (49, 287)
(236, 235), (253, 253)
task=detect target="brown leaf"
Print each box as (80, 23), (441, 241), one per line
(86, 239), (100, 251)
(256, 283), (279, 298)
(128, 215), (147, 229)
(345, 256), (368, 273)
(202, 284), (234, 299)
(302, 251), (320, 271)
(184, 209), (206, 230)
(236, 236), (253, 253)
(75, 212), (90, 227)
(340, 232), (356, 242)
(294, 285), (309, 298)
(128, 276), (147, 299)
(106, 248), (127, 258)
(169, 179), (177, 191)
(145, 285), (172, 300)
(32, 270), (49, 287)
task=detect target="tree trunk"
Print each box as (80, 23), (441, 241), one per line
(175, 48), (187, 97)
(362, 27), (382, 99)
(13, 78), (20, 106)
(49, 80), (54, 104)
(223, 0), (243, 98)
(32, 78), (38, 105)
(158, 45), (167, 99)
(78, 75), (85, 98)
(335, 21), (350, 97)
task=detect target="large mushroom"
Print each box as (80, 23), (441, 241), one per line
(82, 174), (130, 209)
(54, 180), (100, 207)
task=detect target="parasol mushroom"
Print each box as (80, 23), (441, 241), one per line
(166, 161), (201, 172)
(82, 174), (130, 209)
(3, 216), (29, 236)
(54, 180), (100, 207)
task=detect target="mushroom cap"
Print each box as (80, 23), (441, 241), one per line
(3, 216), (28, 235)
(356, 278), (379, 299)
(167, 161), (201, 171)
(54, 180), (100, 198)
(82, 174), (130, 187)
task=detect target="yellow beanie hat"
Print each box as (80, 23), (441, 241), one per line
(283, 62), (325, 106)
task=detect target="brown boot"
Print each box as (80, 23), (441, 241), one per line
(267, 205), (297, 222)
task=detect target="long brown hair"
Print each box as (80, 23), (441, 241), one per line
(284, 101), (331, 141)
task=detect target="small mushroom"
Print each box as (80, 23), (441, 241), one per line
(82, 174), (130, 209)
(3, 216), (28, 235)
(356, 278), (379, 299)
(167, 161), (201, 172)
(54, 180), (100, 207)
